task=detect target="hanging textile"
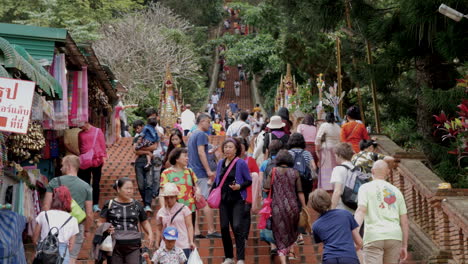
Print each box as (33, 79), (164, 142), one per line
(42, 97), (55, 130)
(49, 54), (69, 130)
(68, 66), (89, 127)
(31, 93), (43, 121)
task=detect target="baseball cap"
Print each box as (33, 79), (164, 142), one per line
(163, 227), (178, 240)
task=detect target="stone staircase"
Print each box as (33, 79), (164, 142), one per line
(216, 19), (254, 118)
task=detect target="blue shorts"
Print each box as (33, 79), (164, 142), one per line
(197, 178), (211, 199)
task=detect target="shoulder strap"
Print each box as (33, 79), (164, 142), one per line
(338, 164), (351, 170)
(218, 157), (239, 187)
(92, 127), (99, 146)
(346, 123), (359, 141)
(59, 216), (74, 230)
(45, 211), (50, 229)
(170, 204), (185, 224)
(352, 152), (365, 165)
(267, 167), (276, 199)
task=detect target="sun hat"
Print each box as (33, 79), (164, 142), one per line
(163, 227), (179, 240)
(267, 115), (286, 129)
(160, 182), (180, 197)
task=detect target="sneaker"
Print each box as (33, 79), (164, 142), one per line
(207, 232), (222, 238)
(194, 234), (206, 239)
(222, 258), (234, 264)
(93, 204), (101, 212)
(144, 206), (153, 212)
(236, 261), (245, 264)
(296, 234), (304, 245)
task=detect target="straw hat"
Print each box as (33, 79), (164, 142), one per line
(160, 182), (180, 197)
(267, 115), (285, 129)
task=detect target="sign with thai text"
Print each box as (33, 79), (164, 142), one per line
(0, 77), (35, 134)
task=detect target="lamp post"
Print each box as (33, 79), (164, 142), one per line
(438, 4), (467, 22)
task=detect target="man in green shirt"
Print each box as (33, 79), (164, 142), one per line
(354, 160), (409, 264)
(43, 155), (93, 264)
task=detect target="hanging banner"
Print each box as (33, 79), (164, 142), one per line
(0, 77), (35, 134)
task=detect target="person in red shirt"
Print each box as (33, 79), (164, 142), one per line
(239, 137), (259, 242)
(78, 122), (107, 212)
(340, 106), (369, 153)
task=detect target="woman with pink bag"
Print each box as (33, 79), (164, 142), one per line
(210, 138), (252, 264)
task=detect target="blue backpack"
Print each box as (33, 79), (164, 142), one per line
(291, 150), (313, 182)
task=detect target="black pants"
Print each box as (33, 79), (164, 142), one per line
(78, 165), (102, 205)
(243, 203), (252, 240)
(111, 243), (141, 264)
(220, 199), (248, 260)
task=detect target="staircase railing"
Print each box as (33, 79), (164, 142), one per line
(375, 135), (468, 264)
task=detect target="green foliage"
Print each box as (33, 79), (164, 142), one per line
(3, 0), (145, 42)
(158, 0), (224, 27)
(381, 117), (422, 151)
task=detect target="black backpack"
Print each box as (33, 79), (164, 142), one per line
(33, 212), (73, 264)
(339, 164), (372, 210)
(291, 150), (313, 182)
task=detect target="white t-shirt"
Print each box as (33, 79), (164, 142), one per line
(330, 161), (355, 213)
(180, 110), (196, 130)
(226, 120), (250, 137)
(211, 94), (219, 105)
(36, 210), (79, 244)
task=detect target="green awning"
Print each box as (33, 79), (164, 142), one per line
(0, 23), (67, 64)
(0, 37), (62, 99)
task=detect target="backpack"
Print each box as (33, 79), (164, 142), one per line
(34, 212), (73, 264)
(291, 150), (313, 182)
(339, 164), (372, 210)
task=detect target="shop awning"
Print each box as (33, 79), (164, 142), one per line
(0, 37), (62, 99)
(0, 23), (67, 65)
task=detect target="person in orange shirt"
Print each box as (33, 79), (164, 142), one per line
(340, 106), (369, 153)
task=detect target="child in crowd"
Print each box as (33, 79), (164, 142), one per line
(135, 117), (159, 169)
(143, 227), (187, 264)
(212, 118), (223, 135)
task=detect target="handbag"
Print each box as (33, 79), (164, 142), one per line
(99, 235), (113, 252)
(188, 169), (207, 209)
(79, 128), (99, 170)
(298, 207), (312, 233)
(207, 157), (239, 208)
(258, 168), (276, 230)
(57, 177), (86, 223)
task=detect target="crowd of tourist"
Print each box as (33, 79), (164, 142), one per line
(30, 95), (410, 264)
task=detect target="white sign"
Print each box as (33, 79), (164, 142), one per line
(0, 77), (36, 134)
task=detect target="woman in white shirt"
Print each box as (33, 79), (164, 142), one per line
(315, 113), (341, 191)
(33, 186), (79, 264)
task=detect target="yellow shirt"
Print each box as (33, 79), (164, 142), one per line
(212, 123), (222, 135)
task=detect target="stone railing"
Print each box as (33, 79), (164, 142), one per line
(375, 135), (468, 264)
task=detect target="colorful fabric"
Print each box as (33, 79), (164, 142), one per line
(358, 179), (407, 245)
(50, 54), (68, 130)
(264, 167), (302, 252)
(212, 123), (222, 135)
(340, 121), (369, 153)
(0, 211), (27, 264)
(160, 168), (198, 212)
(68, 67), (89, 127)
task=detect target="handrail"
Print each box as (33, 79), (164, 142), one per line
(375, 135), (468, 263)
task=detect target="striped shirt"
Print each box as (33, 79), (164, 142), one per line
(0, 211), (27, 264)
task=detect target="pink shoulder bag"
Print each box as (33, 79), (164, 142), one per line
(207, 157), (239, 208)
(79, 128), (99, 169)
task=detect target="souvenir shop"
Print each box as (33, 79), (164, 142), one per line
(0, 23), (121, 261)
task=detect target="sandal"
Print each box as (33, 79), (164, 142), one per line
(296, 234), (304, 245)
(270, 248), (278, 256)
(288, 252), (297, 260)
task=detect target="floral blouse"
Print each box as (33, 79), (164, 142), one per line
(161, 168), (198, 212)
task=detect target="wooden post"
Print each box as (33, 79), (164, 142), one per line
(336, 36), (343, 117)
(366, 40), (381, 133)
(344, 0), (366, 124)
